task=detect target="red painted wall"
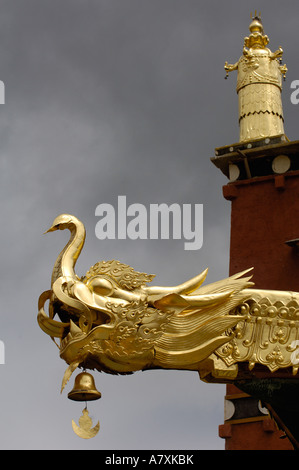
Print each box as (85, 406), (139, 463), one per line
(224, 171), (299, 291)
(219, 170), (299, 450)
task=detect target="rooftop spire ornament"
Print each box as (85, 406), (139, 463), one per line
(224, 13), (287, 142)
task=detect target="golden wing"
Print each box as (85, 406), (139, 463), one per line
(153, 269), (253, 369)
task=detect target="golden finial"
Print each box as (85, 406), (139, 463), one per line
(224, 14), (287, 142)
(249, 13), (264, 35)
(250, 10), (261, 20)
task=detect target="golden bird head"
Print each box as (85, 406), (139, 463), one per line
(44, 213), (78, 233)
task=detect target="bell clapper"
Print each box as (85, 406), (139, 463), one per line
(71, 406), (100, 439)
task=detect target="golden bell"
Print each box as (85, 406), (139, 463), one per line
(68, 372), (102, 402)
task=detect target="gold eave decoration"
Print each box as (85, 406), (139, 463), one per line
(38, 214), (299, 436)
(214, 291), (299, 375)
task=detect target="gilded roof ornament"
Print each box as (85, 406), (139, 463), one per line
(224, 13), (287, 142)
(38, 215), (299, 436)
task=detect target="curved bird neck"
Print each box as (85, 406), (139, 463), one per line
(51, 220), (86, 286)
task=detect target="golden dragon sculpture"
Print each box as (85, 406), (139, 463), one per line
(38, 214), (299, 392)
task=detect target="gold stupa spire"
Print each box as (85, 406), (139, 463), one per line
(224, 13), (287, 142)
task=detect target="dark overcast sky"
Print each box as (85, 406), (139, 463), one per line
(0, 0), (299, 450)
